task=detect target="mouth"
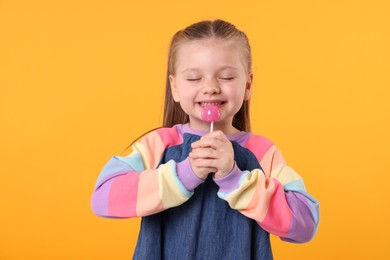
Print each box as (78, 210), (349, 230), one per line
(198, 101), (226, 107)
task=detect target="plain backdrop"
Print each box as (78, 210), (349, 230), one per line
(1, 0), (389, 259)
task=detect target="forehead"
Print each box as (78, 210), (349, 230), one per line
(175, 39), (247, 73)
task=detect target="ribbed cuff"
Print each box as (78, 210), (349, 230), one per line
(176, 158), (205, 192)
(213, 163), (243, 193)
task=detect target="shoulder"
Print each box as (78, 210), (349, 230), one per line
(242, 133), (277, 161)
(141, 124), (184, 148)
(244, 132), (274, 149)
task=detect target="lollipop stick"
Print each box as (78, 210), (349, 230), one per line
(210, 122), (214, 132)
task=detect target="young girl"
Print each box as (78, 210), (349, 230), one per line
(91, 19), (319, 259)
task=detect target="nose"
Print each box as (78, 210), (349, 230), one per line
(202, 78), (221, 95)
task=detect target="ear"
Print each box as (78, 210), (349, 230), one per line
(169, 74), (180, 102)
(244, 72), (253, 101)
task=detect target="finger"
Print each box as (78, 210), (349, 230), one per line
(191, 158), (219, 168)
(201, 130), (229, 142)
(191, 131), (228, 149)
(189, 148), (218, 159)
(189, 159), (217, 172)
(191, 138), (225, 149)
(196, 167), (217, 174)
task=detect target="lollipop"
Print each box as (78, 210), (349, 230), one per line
(201, 104), (221, 132)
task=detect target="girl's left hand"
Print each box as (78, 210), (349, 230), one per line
(189, 130), (235, 179)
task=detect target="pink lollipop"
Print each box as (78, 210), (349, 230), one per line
(201, 104), (221, 132)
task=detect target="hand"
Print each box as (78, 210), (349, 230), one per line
(189, 130), (235, 179)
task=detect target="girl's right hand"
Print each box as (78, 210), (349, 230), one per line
(188, 131), (234, 180)
(189, 148), (217, 180)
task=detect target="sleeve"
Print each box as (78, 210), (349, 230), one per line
(214, 137), (320, 243)
(91, 130), (204, 218)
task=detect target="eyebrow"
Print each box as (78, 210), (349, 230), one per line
(180, 66), (239, 73)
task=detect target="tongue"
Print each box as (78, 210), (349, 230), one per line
(201, 105), (221, 123)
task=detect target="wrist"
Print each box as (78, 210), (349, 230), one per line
(214, 161), (235, 179)
(177, 158), (205, 191)
(213, 163), (243, 193)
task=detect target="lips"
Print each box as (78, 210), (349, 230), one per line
(198, 101), (225, 107)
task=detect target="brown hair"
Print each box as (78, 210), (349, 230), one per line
(123, 20), (252, 152)
(163, 19), (252, 132)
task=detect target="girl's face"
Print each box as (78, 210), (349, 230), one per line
(169, 39), (253, 134)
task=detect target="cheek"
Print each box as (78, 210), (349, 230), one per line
(226, 84), (246, 100)
(175, 81), (189, 97)
(177, 84), (198, 103)
(182, 87), (197, 99)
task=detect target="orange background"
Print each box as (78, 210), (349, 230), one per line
(1, 0), (389, 259)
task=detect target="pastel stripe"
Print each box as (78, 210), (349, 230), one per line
(284, 179), (306, 192)
(136, 169), (164, 216)
(91, 177), (113, 216)
(217, 170), (250, 199)
(239, 171), (252, 187)
(239, 171), (276, 223)
(213, 164), (244, 194)
(159, 162), (192, 209)
(168, 160), (193, 198)
(222, 170), (258, 209)
(156, 126), (183, 148)
(259, 145), (287, 177)
(281, 191), (316, 243)
(260, 179), (292, 237)
(132, 142), (149, 169)
(135, 131), (165, 169)
(96, 157), (134, 185)
(300, 191), (320, 225)
(115, 152), (145, 172)
(108, 171), (141, 217)
(245, 135), (274, 163)
(176, 158), (205, 192)
(270, 164), (302, 187)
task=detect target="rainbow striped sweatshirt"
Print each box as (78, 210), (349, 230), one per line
(91, 124), (319, 259)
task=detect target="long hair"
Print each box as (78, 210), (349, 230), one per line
(163, 19), (252, 132)
(124, 20), (252, 152)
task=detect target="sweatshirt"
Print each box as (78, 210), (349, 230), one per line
(91, 123), (319, 259)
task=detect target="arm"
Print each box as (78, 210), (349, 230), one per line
(91, 130), (203, 218)
(214, 137), (319, 243)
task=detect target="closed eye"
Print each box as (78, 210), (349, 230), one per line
(186, 78), (201, 81)
(220, 77), (235, 81)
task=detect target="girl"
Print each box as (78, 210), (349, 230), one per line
(91, 19), (319, 259)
